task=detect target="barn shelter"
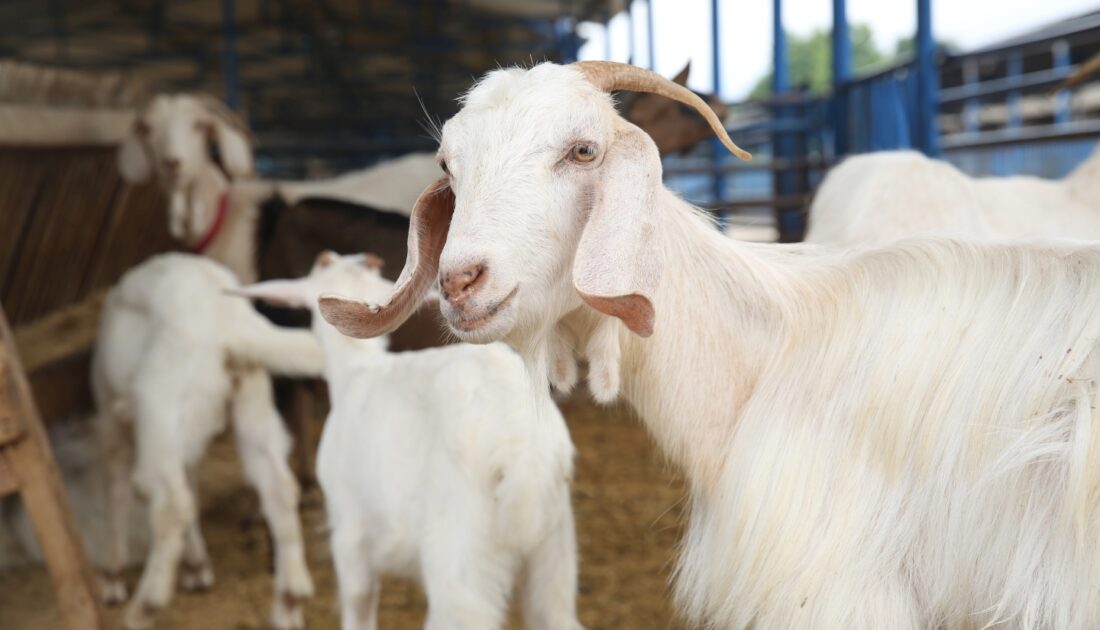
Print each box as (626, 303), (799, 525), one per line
(0, 0), (624, 178)
(0, 61), (174, 630)
(1, 62), (174, 424)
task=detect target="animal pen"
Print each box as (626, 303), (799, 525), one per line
(0, 3), (684, 628)
(0, 64), (174, 630)
(662, 2), (1100, 241)
(4, 1), (1100, 629)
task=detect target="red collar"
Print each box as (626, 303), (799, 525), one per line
(189, 192), (230, 254)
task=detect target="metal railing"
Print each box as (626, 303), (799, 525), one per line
(663, 91), (831, 242)
(674, 16), (1100, 242)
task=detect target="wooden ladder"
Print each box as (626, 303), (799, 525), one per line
(0, 304), (104, 630)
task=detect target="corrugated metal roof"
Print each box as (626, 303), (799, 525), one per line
(0, 0), (611, 175)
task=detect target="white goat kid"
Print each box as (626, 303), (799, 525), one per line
(805, 148), (1100, 245)
(93, 253), (320, 629)
(233, 252), (581, 630)
(319, 61), (1100, 629)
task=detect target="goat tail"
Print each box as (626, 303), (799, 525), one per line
(230, 320), (324, 378)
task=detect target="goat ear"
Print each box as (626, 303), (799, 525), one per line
(362, 253), (385, 270)
(572, 122), (661, 338)
(226, 280), (312, 309)
(422, 286), (442, 305)
(672, 62), (691, 86)
(320, 178), (454, 338)
(211, 121), (254, 179)
(117, 129), (151, 183)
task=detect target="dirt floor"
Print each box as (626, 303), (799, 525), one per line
(0, 389), (690, 629)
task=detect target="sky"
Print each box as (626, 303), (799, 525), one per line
(577, 0), (1099, 99)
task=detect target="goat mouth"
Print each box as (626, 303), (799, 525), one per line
(451, 286), (518, 332)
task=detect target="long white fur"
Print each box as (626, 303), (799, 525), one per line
(91, 253), (321, 630)
(234, 253), (581, 630)
(806, 148), (1100, 245)
(355, 63), (1100, 629)
(116, 94), (441, 282)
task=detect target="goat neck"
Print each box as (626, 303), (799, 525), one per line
(613, 190), (799, 487)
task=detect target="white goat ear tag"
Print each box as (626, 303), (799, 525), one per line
(573, 125), (661, 338)
(548, 324), (580, 394)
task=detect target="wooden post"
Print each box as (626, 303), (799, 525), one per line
(0, 305), (105, 630)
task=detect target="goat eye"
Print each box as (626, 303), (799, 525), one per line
(570, 143), (597, 163)
(439, 159), (449, 174)
(135, 120), (150, 137)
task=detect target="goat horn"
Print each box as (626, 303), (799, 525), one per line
(573, 60), (751, 161)
(1057, 52), (1100, 92)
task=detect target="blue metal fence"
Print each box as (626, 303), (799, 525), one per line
(846, 64), (918, 153)
(936, 27), (1100, 182)
(671, 1), (1100, 242)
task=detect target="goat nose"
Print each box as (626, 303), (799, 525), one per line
(163, 158), (180, 171)
(440, 263), (488, 305)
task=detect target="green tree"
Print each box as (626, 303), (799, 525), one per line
(893, 35), (959, 58)
(751, 23), (887, 98)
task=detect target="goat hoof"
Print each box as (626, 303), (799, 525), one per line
(270, 591), (306, 630)
(121, 600), (158, 630)
(283, 567), (315, 600)
(180, 562), (215, 592)
(100, 575), (128, 605)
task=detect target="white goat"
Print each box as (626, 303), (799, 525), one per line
(92, 253), (321, 630)
(233, 252), (581, 630)
(806, 54), (1100, 247)
(805, 148), (1100, 245)
(116, 94), (441, 282)
(116, 94), (268, 281)
(319, 61), (1100, 629)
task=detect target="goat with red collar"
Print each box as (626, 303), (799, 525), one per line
(117, 94), (275, 282)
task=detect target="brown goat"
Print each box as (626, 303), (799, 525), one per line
(622, 63), (729, 155)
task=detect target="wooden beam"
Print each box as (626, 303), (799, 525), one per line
(12, 289), (105, 374)
(0, 305), (105, 630)
(0, 453), (20, 495)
